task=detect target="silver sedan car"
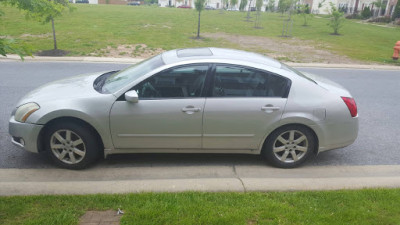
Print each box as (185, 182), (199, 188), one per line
(9, 48), (358, 169)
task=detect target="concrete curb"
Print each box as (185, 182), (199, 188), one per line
(1, 55), (400, 70)
(1, 165), (399, 196)
(0, 55), (142, 64)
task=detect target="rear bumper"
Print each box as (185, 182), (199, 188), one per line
(312, 116), (359, 153)
(8, 116), (43, 153)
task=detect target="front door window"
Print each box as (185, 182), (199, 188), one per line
(133, 65), (208, 99)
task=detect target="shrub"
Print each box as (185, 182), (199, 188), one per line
(393, 0), (400, 20)
(367, 16), (392, 23)
(361, 6), (372, 19)
(346, 14), (362, 19)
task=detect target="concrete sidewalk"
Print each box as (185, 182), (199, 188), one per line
(1, 54), (400, 70)
(1, 165), (399, 196)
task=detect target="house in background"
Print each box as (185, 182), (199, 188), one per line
(302, 0), (398, 16)
(70, 0), (398, 17)
(158, 0), (398, 16)
(70, 0), (99, 3)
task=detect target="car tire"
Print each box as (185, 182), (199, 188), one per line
(44, 122), (100, 170)
(262, 125), (315, 168)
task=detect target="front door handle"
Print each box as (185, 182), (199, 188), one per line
(182, 106), (201, 114)
(261, 105), (280, 113)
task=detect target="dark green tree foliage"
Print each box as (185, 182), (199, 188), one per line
(393, 0), (400, 20)
(0, 37), (31, 59)
(195, 0), (206, 38)
(361, 6), (372, 19)
(239, 0), (248, 11)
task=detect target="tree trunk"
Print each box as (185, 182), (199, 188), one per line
(354, 0), (360, 13)
(246, 0), (252, 20)
(51, 17), (57, 50)
(197, 11), (201, 38)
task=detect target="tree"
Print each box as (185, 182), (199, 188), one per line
(317, 0), (325, 14)
(239, 0), (248, 11)
(195, 0), (206, 39)
(176, 0), (183, 6)
(254, 0), (263, 28)
(37, 0), (73, 51)
(299, 4), (311, 26)
(373, 0), (386, 17)
(327, 2), (345, 35)
(245, 0), (253, 21)
(0, 37), (31, 59)
(278, 0), (291, 15)
(392, 0), (400, 20)
(268, 0), (275, 12)
(0, 0), (41, 59)
(280, 0), (297, 37)
(230, 0), (238, 9)
(361, 6), (372, 19)
(219, 0), (228, 13)
(1, 0), (73, 57)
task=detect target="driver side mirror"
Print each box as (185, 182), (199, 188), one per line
(125, 90), (139, 103)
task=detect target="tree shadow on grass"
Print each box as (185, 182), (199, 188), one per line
(189, 36), (206, 40)
(36, 49), (69, 56)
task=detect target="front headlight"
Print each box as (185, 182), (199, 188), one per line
(14, 102), (40, 123)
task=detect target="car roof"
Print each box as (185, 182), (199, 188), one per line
(161, 47), (282, 69)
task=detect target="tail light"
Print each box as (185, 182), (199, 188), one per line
(341, 97), (357, 117)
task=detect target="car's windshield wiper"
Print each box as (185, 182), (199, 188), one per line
(93, 70), (119, 93)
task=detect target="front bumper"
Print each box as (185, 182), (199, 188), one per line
(8, 116), (43, 153)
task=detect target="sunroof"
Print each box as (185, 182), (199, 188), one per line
(177, 48), (213, 58)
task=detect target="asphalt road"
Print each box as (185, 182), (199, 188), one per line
(1, 61), (399, 169)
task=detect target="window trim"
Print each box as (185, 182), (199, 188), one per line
(207, 63), (292, 98)
(117, 63), (212, 101)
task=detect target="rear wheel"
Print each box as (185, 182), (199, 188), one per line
(44, 122), (100, 169)
(262, 125), (315, 168)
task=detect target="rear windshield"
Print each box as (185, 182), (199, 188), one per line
(281, 63), (316, 84)
(102, 55), (165, 93)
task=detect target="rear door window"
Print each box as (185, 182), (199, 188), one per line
(212, 65), (290, 98)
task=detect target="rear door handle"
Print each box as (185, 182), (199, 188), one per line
(261, 105), (280, 113)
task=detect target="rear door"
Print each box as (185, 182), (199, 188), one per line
(202, 64), (290, 150)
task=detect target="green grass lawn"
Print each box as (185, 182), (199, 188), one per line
(1, 4), (400, 64)
(1, 189), (400, 224)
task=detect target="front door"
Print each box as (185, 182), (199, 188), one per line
(202, 64), (290, 150)
(110, 64), (209, 149)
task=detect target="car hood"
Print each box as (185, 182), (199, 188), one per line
(16, 72), (106, 106)
(302, 72), (352, 97)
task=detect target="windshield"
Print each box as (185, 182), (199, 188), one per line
(102, 55), (165, 93)
(281, 63), (317, 84)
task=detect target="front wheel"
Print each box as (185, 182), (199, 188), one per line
(44, 122), (100, 170)
(262, 125), (315, 168)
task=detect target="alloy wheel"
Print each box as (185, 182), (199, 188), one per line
(50, 129), (86, 164)
(272, 130), (308, 163)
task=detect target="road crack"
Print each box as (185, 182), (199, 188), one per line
(232, 164), (247, 192)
